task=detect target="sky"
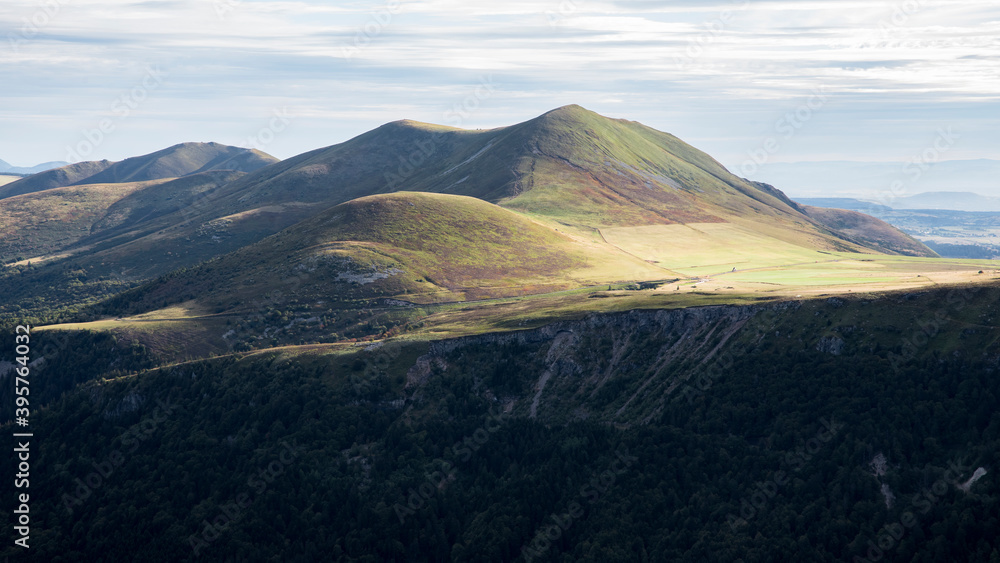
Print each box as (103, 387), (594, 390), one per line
(1, 0), (998, 183)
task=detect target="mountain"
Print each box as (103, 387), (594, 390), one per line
(24, 106), (932, 283)
(2, 107), (999, 562)
(798, 205), (934, 256)
(95, 191), (675, 321)
(889, 191), (1000, 212)
(0, 159), (116, 199)
(0, 171), (247, 266)
(0, 106), (955, 332)
(0, 143), (278, 200)
(81, 142), (278, 185)
(204, 105), (854, 231)
(794, 197), (892, 213)
(0, 158), (68, 175)
(742, 159), (1000, 199)
(801, 192), (1000, 213)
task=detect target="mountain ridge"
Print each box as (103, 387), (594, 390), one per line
(62, 104), (932, 281)
(0, 158), (69, 175)
(0, 142), (278, 201)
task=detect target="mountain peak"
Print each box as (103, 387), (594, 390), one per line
(0, 143), (278, 200)
(534, 104), (603, 124)
(545, 103), (590, 115)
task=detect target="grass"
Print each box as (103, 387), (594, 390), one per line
(16, 106), (985, 361)
(0, 180), (161, 264)
(32, 184), (1000, 362)
(0, 175), (20, 186)
(39, 253), (1000, 360)
(599, 222), (839, 276)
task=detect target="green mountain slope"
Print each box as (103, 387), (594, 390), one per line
(0, 143), (277, 200)
(0, 171), (246, 266)
(800, 204), (935, 257)
(14, 107), (929, 281)
(0, 106), (944, 325)
(82, 142), (278, 184)
(97, 191), (669, 318)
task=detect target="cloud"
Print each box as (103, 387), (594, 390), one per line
(0, 0), (996, 168)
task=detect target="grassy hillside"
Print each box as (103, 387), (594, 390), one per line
(0, 106), (958, 324)
(89, 192), (670, 317)
(178, 106), (913, 257)
(0, 160), (114, 199)
(0, 171), (245, 266)
(32, 106), (920, 282)
(82, 142), (277, 184)
(0, 143), (276, 200)
(0, 180), (160, 265)
(801, 204), (936, 257)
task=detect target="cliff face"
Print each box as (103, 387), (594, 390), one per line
(402, 302), (788, 425)
(402, 286), (1000, 426)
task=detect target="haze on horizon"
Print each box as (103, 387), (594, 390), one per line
(2, 0), (998, 192)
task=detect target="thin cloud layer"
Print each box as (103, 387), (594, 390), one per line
(0, 0), (997, 174)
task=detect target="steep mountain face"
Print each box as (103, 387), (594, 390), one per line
(0, 143), (277, 200)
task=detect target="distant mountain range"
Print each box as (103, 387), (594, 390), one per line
(890, 191), (1000, 212)
(745, 159), (1000, 201)
(797, 192), (1000, 213)
(0, 158), (69, 175)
